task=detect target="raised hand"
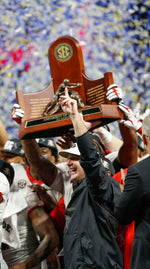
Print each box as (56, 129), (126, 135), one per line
(106, 84), (123, 103)
(118, 103), (142, 132)
(28, 184), (56, 212)
(11, 104), (24, 124)
(56, 132), (76, 149)
(59, 87), (78, 118)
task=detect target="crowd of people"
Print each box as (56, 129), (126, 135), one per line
(0, 83), (150, 269)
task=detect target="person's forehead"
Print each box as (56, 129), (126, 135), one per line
(39, 146), (52, 152)
(67, 153), (80, 160)
(1, 152), (17, 157)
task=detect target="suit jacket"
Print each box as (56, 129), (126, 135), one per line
(115, 155), (150, 269)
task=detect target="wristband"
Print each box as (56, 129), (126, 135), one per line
(97, 127), (112, 144)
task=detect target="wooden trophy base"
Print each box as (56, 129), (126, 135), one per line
(18, 104), (122, 139)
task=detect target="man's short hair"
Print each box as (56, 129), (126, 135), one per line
(142, 114), (150, 141)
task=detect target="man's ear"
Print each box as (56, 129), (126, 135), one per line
(142, 134), (147, 146)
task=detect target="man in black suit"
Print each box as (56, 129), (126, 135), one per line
(107, 84), (150, 268)
(114, 113), (150, 269)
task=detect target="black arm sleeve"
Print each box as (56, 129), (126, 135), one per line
(76, 131), (121, 205)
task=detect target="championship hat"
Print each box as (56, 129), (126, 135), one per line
(0, 139), (24, 157)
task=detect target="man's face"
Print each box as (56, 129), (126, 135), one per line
(66, 154), (85, 183)
(39, 147), (55, 164)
